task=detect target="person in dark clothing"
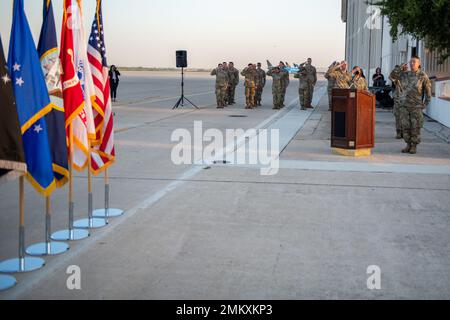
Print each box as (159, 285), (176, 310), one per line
(109, 65), (121, 102)
(372, 67), (385, 87)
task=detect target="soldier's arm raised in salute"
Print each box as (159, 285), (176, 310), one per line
(389, 64), (404, 82)
(211, 68), (217, 76)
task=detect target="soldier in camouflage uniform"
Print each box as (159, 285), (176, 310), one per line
(241, 64), (258, 109)
(211, 63), (230, 108)
(227, 62), (239, 105)
(294, 63), (308, 110)
(389, 64), (408, 139)
(389, 57), (431, 154)
(350, 66), (368, 91)
(278, 62), (290, 107)
(222, 62), (229, 106)
(324, 61), (339, 111)
(304, 58), (317, 108)
(325, 60), (352, 111)
(255, 62), (266, 107)
(267, 67), (286, 110)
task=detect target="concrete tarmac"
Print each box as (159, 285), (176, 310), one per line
(1, 71), (449, 299)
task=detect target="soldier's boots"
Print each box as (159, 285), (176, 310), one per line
(409, 144), (417, 154)
(401, 143), (411, 153)
(396, 130), (403, 139)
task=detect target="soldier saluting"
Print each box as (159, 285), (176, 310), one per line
(327, 60), (352, 89)
(211, 63), (230, 109)
(267, 66), (286, 110)
(389, 56), (431, 154)
(241, 63), (258, 109)
(294, 63), (309, 110)
(227, 62), (239, 105)
(304, 58), (317, 108)
(389, 63), (408, 139)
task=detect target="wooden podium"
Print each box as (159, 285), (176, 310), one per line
(331, 88), (375, 156)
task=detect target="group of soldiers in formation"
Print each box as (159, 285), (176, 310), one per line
(211, 56), (431, 154)
(211, 59), (317, 110)
(211, 61), (266, 109)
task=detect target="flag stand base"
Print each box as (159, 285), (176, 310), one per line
(27, 201), (70, 255)
(74, 192), (107, 228)
(0, 257), (45, 273)
(0, 275), (16, 291)
(73, 217), (107, 229)
(51, 229), (89, 241)
(93, 208), (123, 218)
(26, 241), (69, 256)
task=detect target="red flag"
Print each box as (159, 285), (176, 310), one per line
(60, 0), (90, 171)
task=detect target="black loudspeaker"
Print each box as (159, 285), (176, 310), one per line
(176, 50), (187, 68)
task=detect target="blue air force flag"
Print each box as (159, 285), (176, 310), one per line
(38, 0), (69, 187)
(8, 0), (56, 195)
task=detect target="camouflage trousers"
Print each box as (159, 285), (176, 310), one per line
(281, 86), (287, 103)
(393, 100), (402, 131)
(307, 83), (314, 107)
(215, 84), (228, 107)
(299, 88), (307, 108)
(399, 106), (424, 145)
(228, 84), (237, 104)
(272, 88), (283, 108)
(245, 84), (256, 107)
(299, 84), (314, 108)
(255, 86), (264, 104)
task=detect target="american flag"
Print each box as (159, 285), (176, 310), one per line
(88, 0), (115, 173)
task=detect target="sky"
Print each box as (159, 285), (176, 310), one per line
(0, 0), (346, 69)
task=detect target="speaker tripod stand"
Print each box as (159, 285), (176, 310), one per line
(172, 67), (198, 109)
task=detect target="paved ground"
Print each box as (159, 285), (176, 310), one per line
(1, 71), (449, 299)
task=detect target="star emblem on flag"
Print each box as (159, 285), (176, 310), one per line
(12, 62), (21, 71)
(15, 77), (24, 86)
(33, 124), (43, 133)
(1, 73), (10, 84)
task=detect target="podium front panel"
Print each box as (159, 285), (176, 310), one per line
(331, 89), (375, 150)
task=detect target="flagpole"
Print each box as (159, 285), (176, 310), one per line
(93, 168), (124, 218)
(26, 195), (69, 256)
(73, 145), (107, 229)
(0, 176), (45, 273)
(51, 123), (89, 241)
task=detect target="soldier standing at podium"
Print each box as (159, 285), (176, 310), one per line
(325, 60), (352, 110)
(389, 56), (431, 154)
